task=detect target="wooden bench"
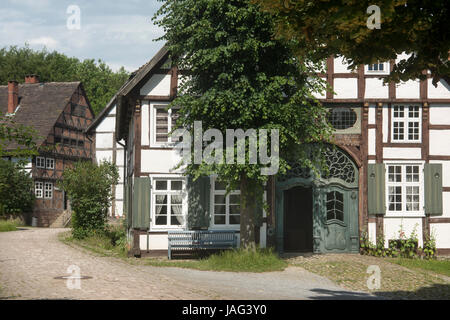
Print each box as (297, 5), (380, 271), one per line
(168, 230), (237, 259)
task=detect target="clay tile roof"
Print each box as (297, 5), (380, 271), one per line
(0, 82), (81, 148)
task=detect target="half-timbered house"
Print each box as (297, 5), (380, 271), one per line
(0, 75), (95, 227)
(86, 97), (125, 218)
(110, 46), (450, 256)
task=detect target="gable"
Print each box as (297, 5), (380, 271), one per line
(140, 74), (172, 96)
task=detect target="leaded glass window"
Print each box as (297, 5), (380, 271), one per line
(326, 191), (344, 221)
(328, 108), (357, 130)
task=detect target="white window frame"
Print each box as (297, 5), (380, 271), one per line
(390, 104), (422, 143)
(35, 182), (43, 198)
(210, 176), (241, 230)
(44, 182), (53, 199)
(150, 102), (181, 148)
(150, 176), (187, 230)
(385, 161), (425, 217)
(36, 157), (45, 168)
(46, 158), (55, 169)
(365, 61), (390, 75)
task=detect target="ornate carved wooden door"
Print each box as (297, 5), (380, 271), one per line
(315, 186), (359, 253)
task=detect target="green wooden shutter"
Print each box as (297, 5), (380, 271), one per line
(424, 163), (443, 216)
(368, 163), (386, 214)
(132, 177), (150, 230)
(124, 182), (131, 228)
(187, 176), (211, 229)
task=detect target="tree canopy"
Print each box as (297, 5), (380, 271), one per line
(0, 112), (38, 158)
(153, 0), (333, 248)
(256, 0), (450, 85)
(0, 45), (130, 115)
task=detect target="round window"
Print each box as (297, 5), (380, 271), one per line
(328, 108), (357, 130)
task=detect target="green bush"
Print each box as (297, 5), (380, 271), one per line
(0, 218), (23, 232)
(60, 161), (118, 239)
(0, 159), (34, 219)
(360, 223), (436, 260)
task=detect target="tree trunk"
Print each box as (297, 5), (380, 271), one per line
(240, 175), (257, 251)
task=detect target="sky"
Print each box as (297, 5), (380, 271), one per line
(0, 0), (165, 72)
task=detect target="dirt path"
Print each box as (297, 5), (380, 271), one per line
(0, 228), (375, 300)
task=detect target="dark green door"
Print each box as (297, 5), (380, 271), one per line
(283, 186), (313, 252)
(316, 186), (359, 253)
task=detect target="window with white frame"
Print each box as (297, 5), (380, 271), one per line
(46, 158), (55, 169)
(212, 178), (240, 227)
(153, 105), (180, 144)
(35, 182), (43, 198)
(36, 157), (45, 168)
(386, 164), (423, 214)
(44, 182), (53, 199)
(391, 105), (421, 142)
(366, 61), (389, 73)
(153, 179), (185, 227)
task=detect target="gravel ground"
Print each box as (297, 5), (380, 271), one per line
(0, 228), (376, 300)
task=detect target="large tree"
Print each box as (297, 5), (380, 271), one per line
(256, 0), (449, 85)
(153, 0), (333, 249)
(0, 45), (129, 115)
(0, 112), (38, 158)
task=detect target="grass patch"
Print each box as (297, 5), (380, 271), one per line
(0, 218), (22, 232)
(145, 249), (288, 273)
(59, 230), (287, 273)
(388, 258), (450, 277)
(59, 229), (128, 259)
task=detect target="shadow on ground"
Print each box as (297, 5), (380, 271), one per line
(309, 283), (450, 300)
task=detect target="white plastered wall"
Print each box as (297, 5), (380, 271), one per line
(365, 78), (389, 99)
(140, 74), (171, 96)
(94, 105), (125, 216)
(383, 218), (423, 247)
(333, 78), (358, 99)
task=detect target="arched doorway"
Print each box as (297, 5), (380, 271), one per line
(275, 145), (360, 253)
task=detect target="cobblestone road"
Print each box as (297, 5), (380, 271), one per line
(0, 228), (376, 300)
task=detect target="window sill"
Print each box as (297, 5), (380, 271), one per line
(209, 225), (240, 231)
(150, 226), (186, 231)
(385, 213), (426, 218)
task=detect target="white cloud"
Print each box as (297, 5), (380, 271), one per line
(0, 2), (166, 74)
(28, 36), (59, 49)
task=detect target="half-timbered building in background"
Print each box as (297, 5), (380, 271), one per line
(101, 46), (450, 256)
(87, 96), (125, 218)
(0, 75), (95, 227)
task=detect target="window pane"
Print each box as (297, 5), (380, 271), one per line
(214, 215), (226, 224)
(171, 180), (182, 190)
(214, 180), (226, 190)
(155, 216), (167, 225)
(155, 181), (167, 190)
(229, 205), (240, 215)
(171, 205), (182, 215)
(171, 215), (183, 226)
(156, 195), (167, 204)
(214, 205), (225, 215)
(214, 195), (226, 204)
(155, 205), (167, 215)
(171, 195), (182, 204)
